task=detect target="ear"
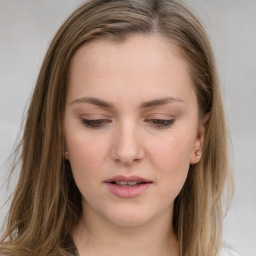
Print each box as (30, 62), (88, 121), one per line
(190, 113), (210, 164)
(64, 151), (69, 160)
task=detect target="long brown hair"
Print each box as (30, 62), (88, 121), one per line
(0, 0), (233, 255)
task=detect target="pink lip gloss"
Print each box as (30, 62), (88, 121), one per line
(104, 175), (152, 198)
(105, 182), (152, 198)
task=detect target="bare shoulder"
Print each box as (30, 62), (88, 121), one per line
(220, 248), (247, 256)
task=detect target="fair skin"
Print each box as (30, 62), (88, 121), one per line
(64, 34), (207, 256)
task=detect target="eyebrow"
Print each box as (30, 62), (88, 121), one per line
(70, 96), (184, 109)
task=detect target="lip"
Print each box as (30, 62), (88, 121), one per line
(104, 175), (152, 183)
(104, 175), (153, 198)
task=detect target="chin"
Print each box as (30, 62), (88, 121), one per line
(105, 209), (151, 228)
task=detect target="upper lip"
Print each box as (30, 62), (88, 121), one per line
(104, 175), (152, 183)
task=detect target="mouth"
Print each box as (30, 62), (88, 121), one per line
(104, 175), (152, 186)
(104, 175), (153, 198)
(109, 181), (148, 187)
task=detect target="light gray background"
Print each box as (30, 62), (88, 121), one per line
(0, 0), (255, 255)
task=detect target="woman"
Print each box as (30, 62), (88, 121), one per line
(0, 0), (236, 255)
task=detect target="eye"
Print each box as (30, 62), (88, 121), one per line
(146, 119), (175, 129)
(82, 119), (111, 128)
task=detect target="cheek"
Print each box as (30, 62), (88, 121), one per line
(65, 133), (109, 200)
(149, 131), (194, 169)
(147, 131), (195, 193)
(65, 126), (109, 181)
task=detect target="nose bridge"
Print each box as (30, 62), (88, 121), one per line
(111, 118), (144, 164)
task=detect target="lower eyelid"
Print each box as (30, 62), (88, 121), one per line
(81, 118), (174, 128)
(145, 119), (175, 127)
(82, 119), (111, 127)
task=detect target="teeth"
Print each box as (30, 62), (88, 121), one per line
(119, 181), (129, 185)
(115, 181), (140, 186)
(127, 181), (138, 185)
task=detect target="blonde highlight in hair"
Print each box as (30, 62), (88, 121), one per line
(0, 0), (233, 255)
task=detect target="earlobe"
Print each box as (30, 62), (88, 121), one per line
(190, 113), (210, 164)
(64, 151), (69, 160)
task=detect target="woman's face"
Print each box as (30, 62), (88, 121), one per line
(64, 34), (206, 228)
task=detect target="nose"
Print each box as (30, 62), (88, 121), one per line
(111, 120), (145, 165)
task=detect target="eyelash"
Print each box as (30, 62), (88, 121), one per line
(82, 119), (175, 129)
(82, 119), (111, 128)
(146, 119), (175, 128)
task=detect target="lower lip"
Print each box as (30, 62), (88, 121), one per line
(105, 183), (152, 198)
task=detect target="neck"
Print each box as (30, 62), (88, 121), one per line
(72, 201), (179, 256)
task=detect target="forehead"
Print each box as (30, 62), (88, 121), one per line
(70, 33), (187, 72)
(67, 34), (196, 108)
